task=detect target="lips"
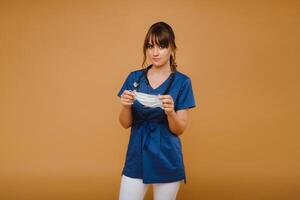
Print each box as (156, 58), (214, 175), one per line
(152, 58), (160, 61)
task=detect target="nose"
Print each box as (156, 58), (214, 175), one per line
(153, 46), (159, 56)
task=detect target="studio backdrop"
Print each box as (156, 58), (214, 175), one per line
(0, 1), (299, 200)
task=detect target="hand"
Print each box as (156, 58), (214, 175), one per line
(159, 94), (175, 115)
(120, 90), (135, 108)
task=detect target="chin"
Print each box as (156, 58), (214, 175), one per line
(152, 61), (166, 66)
(152, 63), (163, 68)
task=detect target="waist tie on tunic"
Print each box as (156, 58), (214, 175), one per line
(133, 118), (167, 152)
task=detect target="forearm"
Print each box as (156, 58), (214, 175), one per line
(119, 106), (133, 129)
(166, 111), (188, 136)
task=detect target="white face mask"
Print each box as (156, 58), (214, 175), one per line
(134, 91), (163, 109)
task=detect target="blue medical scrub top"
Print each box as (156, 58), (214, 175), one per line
(117, 69), (196, 184)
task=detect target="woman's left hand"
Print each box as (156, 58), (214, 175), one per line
(159, 94), (175, 115)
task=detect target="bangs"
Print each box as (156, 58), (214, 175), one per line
(148, 30), (170, 48)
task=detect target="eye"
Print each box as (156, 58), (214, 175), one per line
(147, 44), (153, 49)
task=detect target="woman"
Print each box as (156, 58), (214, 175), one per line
(117, 21), (196, 200)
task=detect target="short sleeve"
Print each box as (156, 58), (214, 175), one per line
(175, 78), (196, 111)
(117, 72), (134, 97)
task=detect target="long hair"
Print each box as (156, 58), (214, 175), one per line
(142, 22), (177, 72)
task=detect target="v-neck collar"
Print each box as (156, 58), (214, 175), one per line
(145, 65), (173, 91)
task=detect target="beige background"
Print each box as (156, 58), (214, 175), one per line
(0, 0), (299, 199)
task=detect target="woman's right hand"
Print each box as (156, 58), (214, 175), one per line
(120, 90), (135, 108)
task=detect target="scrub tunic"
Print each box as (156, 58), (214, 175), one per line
(117, 68), (196, 184)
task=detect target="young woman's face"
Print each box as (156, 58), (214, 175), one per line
(146, 38), (172, 68)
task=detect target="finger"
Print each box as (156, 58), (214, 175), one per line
(162, 101), (174, 107)
(162, 103), (173, 108)
(161, 98), (173, 104)
(122, 94), (135, 100)
(159, 95), (172, 100)
(161, 97), (173, 104)
(122, 97), (134, 102)
(123, 90), (135, 97)
(122, 98), (134, 104)
(158, 94), (166, 99)
(121, 98), (134, 104)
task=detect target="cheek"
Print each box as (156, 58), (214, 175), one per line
(161, 50), (171, 59)
(146, 50), (151, 57)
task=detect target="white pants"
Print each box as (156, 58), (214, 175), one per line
(119, 175), (181, 200)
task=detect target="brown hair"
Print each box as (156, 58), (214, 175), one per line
(142, 22), (177, 72)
